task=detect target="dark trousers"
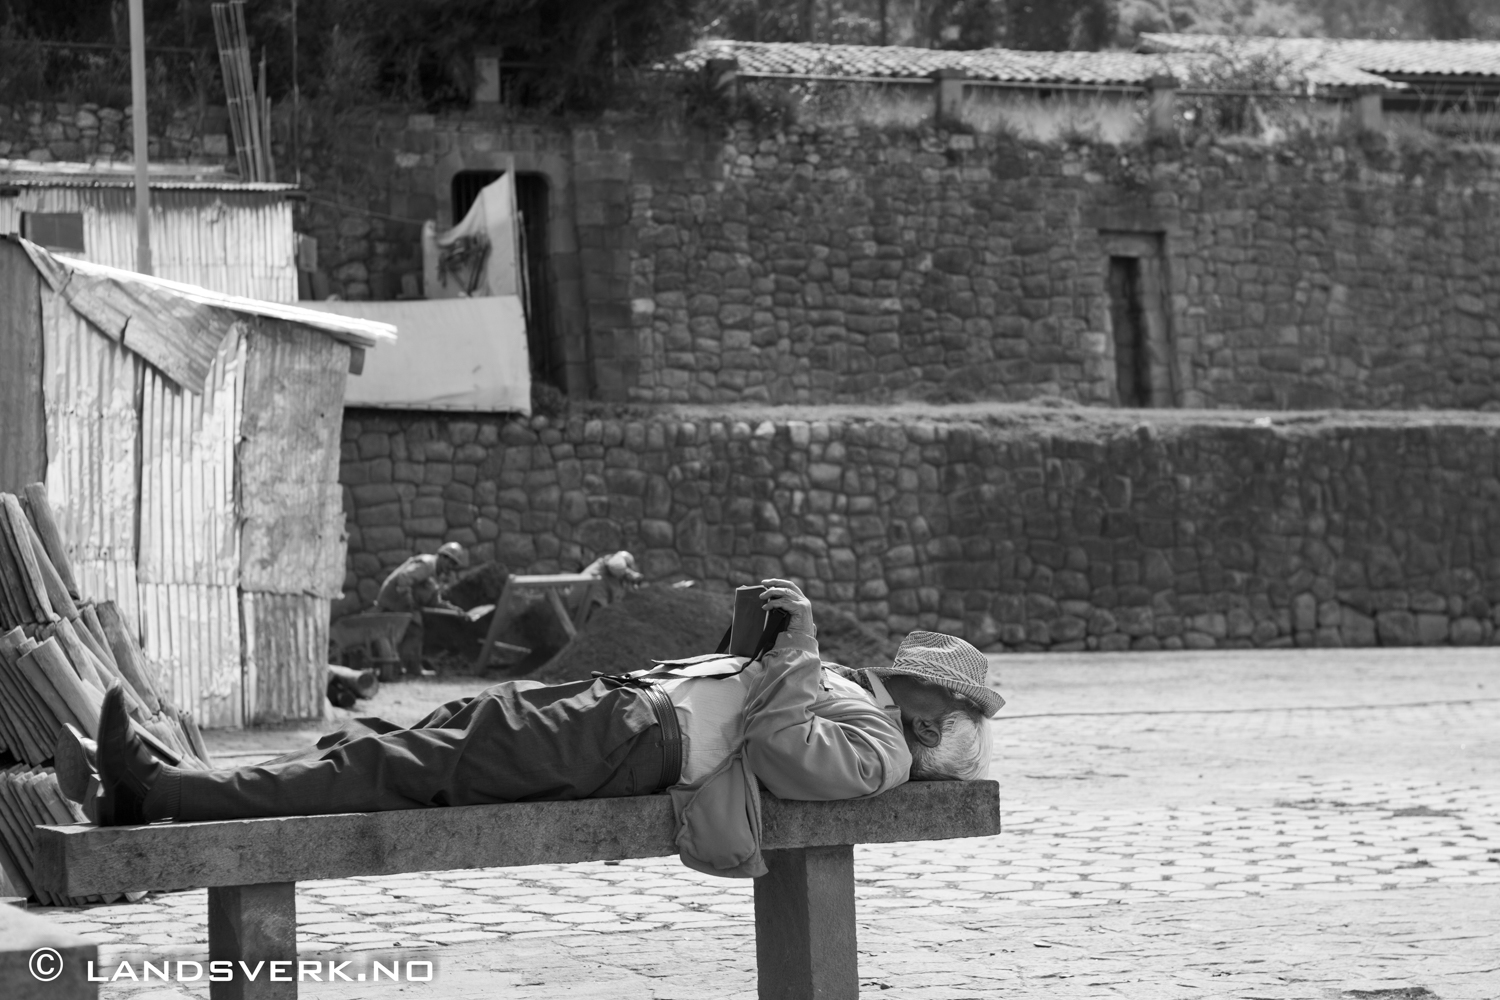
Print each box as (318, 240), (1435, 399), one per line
(169, 678), (663, 822)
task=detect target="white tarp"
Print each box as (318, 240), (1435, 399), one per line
(303, 297), (531, 414)
(422, 172), (522, 299)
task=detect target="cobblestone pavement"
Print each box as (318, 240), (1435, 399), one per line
(35, 649), (1500, 998)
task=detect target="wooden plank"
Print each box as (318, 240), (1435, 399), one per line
(34, 781), (999, 898)
(0, 240), (47, 499)
(0, 515), (38, 626)
(21, 483), (80, 601)
(759, 779), (1000, 849)
(21, 638), (99, 734)
(15, 490), (79, 618)
(546, 586), (579, 639)
(1, 494), (55, 622)
(96, 601), (163, 713)
(0, 667), (48, 764)
(78, 605), (119, 671)
(45, 619), (107, 694)
(208, 883), (298, 1000)
(7, 637), (72, 739)
(754, 846), (858, 1000)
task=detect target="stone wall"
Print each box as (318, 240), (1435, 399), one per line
(17, 99), (1500, 413)
(338, 406), (1500, 650)
(289, 113), (1500, 411)
(0, 100), (228, 163)
(618, 127), (1500, 410)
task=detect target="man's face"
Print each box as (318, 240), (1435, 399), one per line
(882, 674), (957, 749)
(437, 555), (458, 575)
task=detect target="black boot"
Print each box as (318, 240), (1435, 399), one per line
(95, 684), (166, 826)
(54, 723), (98, 804)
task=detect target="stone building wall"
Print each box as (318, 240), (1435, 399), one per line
(338, 407), (1500, 650)
(0, 100), (227, 162)
(14, 100), (1500, 413)
(295, 113), (1500, 411)
(617, 127), (1500, 410)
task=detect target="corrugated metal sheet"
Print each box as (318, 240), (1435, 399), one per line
(137, 326), (244, 586)
(242, 592), (328, 725)
(21, 242), (351, 728)
(0, 240), (46, 494)
(238, 320), (349, 598)
(140, 582), (242, 728)
(39, 286), (141, 634)
(0, 159), (295, 192)
(0, 187), (296, 302)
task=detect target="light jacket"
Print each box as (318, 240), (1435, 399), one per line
(639, 630), (912, 878)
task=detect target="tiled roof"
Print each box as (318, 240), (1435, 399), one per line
(1141, 33), (1500, 79)
(684, 40), (1175, 85)
(681, 39), (1400, 90)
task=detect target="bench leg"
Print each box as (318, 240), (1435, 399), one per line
(208, 883), (298, 1000)
(753, 845), (858, 1000)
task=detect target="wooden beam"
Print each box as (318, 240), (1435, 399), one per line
(35, 781), (999, 898)
(754, 846), (858, 1000)
(208, 883), (297, 1000)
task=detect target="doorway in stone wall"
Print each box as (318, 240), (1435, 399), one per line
(451, 169), (563, 389)
(1101, 232), (1174, 407)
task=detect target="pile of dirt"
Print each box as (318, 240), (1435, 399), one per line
(532, 585), (900, 683)
(534, 585), (734, 683)
(446, 562), (509, 609)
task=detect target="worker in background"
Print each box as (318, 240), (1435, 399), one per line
(376, 542), (470, 675)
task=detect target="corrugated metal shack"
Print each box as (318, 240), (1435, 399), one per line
(0, 235), (394, 727)
(0, 159), (296, 302)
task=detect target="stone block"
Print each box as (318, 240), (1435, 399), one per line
(1415, 613), (1449, 646)
(404, 517), (448, 536)
(1451, 616), (1484, 645)
(1339, 609), (1376, 647)
(362, 526), (407, 551)
(1375, 610), (1416, 645)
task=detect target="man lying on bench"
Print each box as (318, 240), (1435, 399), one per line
(92, 579), (1005, 878)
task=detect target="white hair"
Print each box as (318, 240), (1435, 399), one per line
(909, 708), (992, 781)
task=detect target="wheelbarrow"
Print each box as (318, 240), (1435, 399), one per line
(330, 612), (412, 682)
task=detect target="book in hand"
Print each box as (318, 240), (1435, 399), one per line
(729, 585), (789, 660)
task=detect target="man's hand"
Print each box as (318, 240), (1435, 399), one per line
(760, 578), (815, 638)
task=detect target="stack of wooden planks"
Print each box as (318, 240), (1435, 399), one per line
(0, 483), (212, 904)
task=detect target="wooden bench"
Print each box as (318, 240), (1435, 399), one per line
(34, 781), (999, 1000)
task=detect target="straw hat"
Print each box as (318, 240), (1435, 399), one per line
(872, 631), (1006, 717)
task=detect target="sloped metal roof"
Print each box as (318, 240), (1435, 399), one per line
(10, 236), (394, 393)
(1142, 33), (1500, 79)
(0, 158), (294, 192)
(682, 39), (1401, 90)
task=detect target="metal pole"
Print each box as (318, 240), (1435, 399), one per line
(129, 0), (152, 275)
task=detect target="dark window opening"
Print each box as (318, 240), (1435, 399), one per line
(515, 173), (560, 389)
(22, 212), (85, 253)
(448, 169), (562, 390)
(1107, 256), (1151, 407)
(451, 170), (503, 224)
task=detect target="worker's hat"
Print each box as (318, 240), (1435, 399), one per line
(437, 542), (470, 568)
